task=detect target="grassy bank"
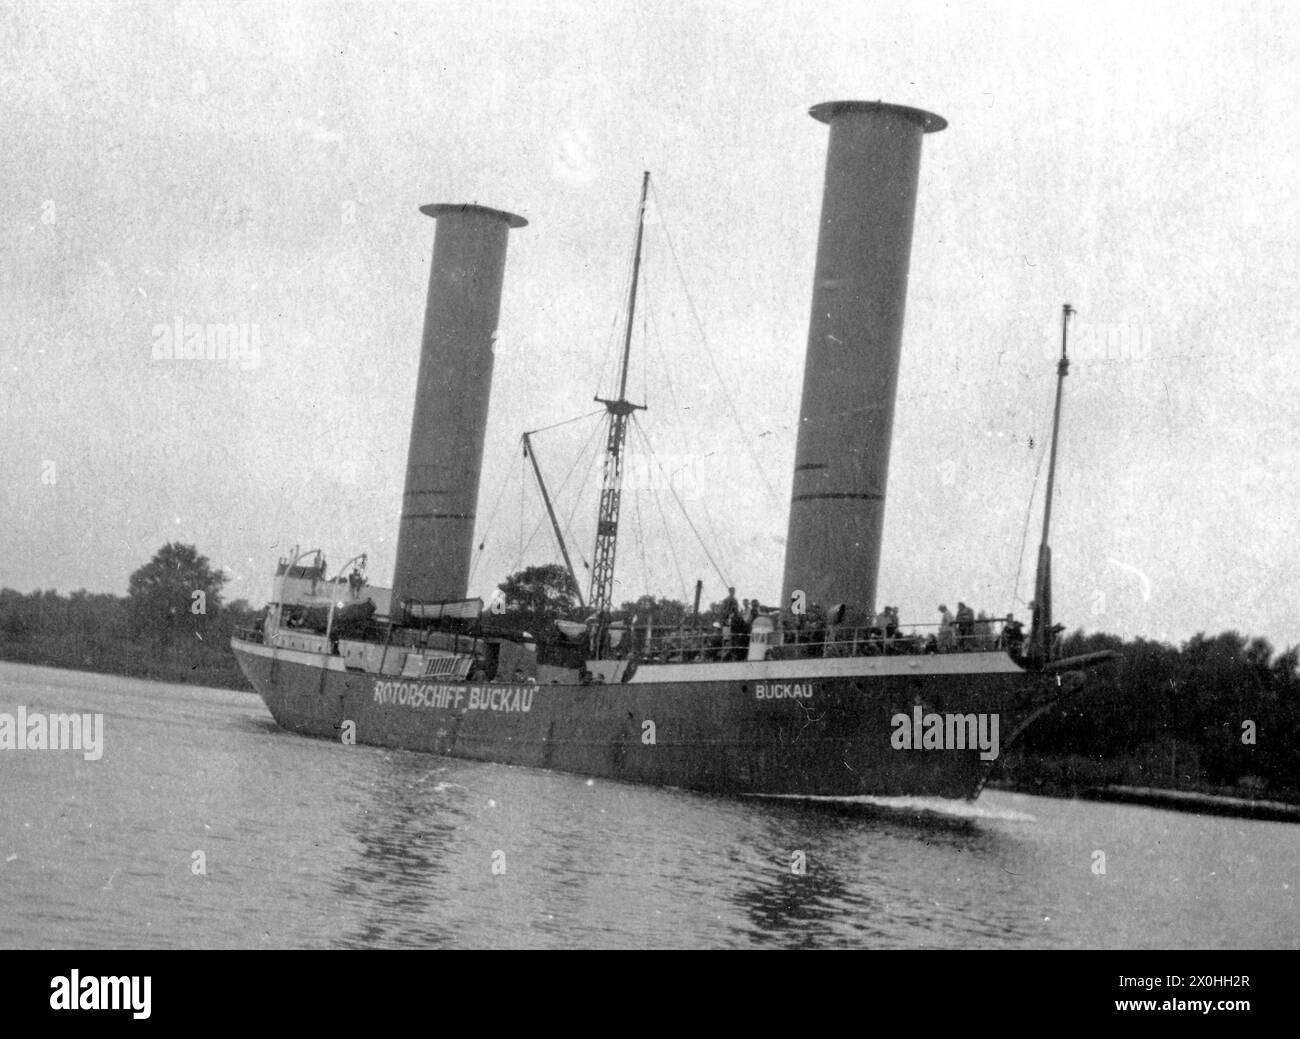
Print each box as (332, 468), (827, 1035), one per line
(0, 634), (251, 691)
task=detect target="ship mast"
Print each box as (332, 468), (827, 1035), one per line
(1030, 303), (1074, 663)
(589, 171), (650, 618)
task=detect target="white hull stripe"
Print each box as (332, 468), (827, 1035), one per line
(630, 652), (1023, 682)
(233, 637), (1024, 682)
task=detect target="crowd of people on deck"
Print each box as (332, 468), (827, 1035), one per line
(627, 587), (1041, 664)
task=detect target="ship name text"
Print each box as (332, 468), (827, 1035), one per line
(373, 681), (534, 713)
(754, 682), (815, 700)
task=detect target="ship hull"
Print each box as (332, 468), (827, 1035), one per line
(232, 636), (1062, 799)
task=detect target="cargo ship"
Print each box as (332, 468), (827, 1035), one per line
(231, 100), (1115, 799)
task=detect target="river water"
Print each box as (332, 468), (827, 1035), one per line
(0, 661), (1295, 949)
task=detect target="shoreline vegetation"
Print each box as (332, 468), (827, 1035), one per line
(2, 548), (1297, 817)
(987, 628), (1300, 814)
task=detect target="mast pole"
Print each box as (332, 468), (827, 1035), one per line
(618, 171), (651, 401)
(522, 432), (585, 608)
(588, 171), (650, 618)
(1030, 303), (1073, 663)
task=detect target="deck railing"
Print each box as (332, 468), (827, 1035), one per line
(634, 617), (1023, 664)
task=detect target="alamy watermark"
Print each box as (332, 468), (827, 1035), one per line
(151, 316), (262, 370)
(50, 971), (150, 1019)
(1045, 319), (1151, 364)
(890, 707), (1000, 761)
(0, 707), (103, 760)
(621, 452), (702, 501)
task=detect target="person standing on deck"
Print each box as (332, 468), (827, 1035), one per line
(1049, 622), (1066, 657)
(1001, 613), (1025, 656)
(707, 622), (726, 661)
(873, 605), (892, 653)
(938, 605), (956, 651)
(956, 602), (975, 649)
(728, 608), (750, 660)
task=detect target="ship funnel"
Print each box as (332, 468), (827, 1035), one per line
(780, 101), (945, 622)
(392, 202), (527, 610)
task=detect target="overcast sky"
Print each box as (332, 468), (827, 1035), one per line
(2, 0), (1296, 648)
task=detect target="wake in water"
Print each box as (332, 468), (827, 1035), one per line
(742, 792), (1037, 823)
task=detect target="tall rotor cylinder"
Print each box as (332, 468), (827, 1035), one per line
(391, 203), (526, 609)
(780, 101), (945, 621)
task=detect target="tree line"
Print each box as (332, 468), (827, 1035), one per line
(997, 628), (1300, 801)
(0, 543), (258, 689)
(1, 552), (1296, 803)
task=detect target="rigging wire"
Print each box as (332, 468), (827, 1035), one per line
(649, 179), (783, 509)
(641, 207), (742, 584)
(632, 472), (651, 604)
(1010, 387), (1053, 608)
(643, 287), (693, 463)
(516, 512), (548, 565)
(467, 444), (522, 587)
(510, 415), (604, 575)
(645, 462), (689, 603)
(559, 415), (606, 573)
(595, 192), (645, 401)
(643, 287), (738, 583)
(694, 496), (733, 586)
(524, 408), (605, 437)
(640, 276), (650, 406)
(517, 443), (525, 570)
(632, 415), (730, 591)
(594, 304), (623, 405)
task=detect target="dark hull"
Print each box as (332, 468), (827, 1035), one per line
(232, 636), (1063, 799)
